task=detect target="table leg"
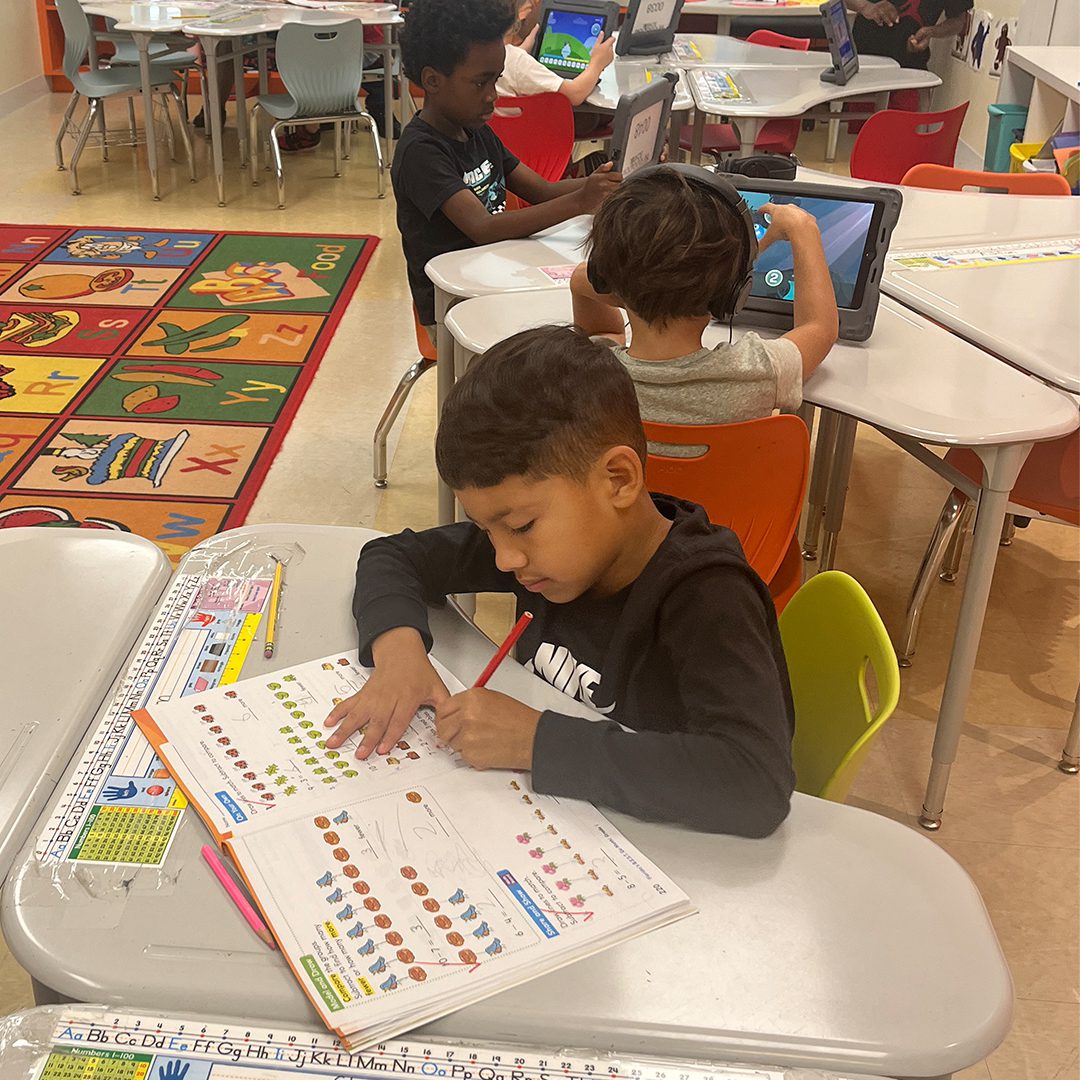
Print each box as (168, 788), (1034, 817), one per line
(668, 111), (684, 163)
(691, 110), (704, 165)
(136, 33), (161, 200)
(382, 35), (394, 165)
(233, 42), (249, 169)
(435, 289), (456, 526)
(1060, 686), (1080, 774)
(715, 15), (730, 33)
(818, 412), (856, 571)
(737, 117), (762, 156)
(201, 36), (227, 206)
(918, 440), (1030, 829)
(258, 35), (270, 96)
(826, 99), (842, 164)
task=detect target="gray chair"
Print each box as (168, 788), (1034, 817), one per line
(54, 0), (194, 195)
(249, 20), (385, 208)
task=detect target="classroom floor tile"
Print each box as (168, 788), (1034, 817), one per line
(0, 92), (1077, 1076)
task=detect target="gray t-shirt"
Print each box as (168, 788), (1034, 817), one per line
(608, 333), (803, 456)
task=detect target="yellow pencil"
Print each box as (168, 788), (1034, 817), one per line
(264, 557), (284, 659)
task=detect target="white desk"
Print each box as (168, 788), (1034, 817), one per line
(182, 2), (402, 206)
(660, 32), (894, 68)
(0, 528), (170, 880)
(2, 523), (1012, 1077)
(686, 63), (939, 156)
(681, 0), (826, 36)
(883, 244), (1080, 394)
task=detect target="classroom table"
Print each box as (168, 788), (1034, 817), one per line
(0, 529), (171, 880)
(181, 2), (402, 206)
(682, 0), (826, 36)
(1, 1004), (890, 1080)
(685, 63), (940, 156)
(881, 243), (1080, 394)
(657, 32), (895, 68)
(3, 524), (1013, 1077)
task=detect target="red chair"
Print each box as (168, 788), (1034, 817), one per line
(849, 101), (969, 184)
(902, 162), (1073, 195)
(679, 30), (810, 159)
(487, 93), (575, 182)
(643, 415), (809, 612)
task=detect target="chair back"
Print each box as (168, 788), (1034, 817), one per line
(901, 162), (1073, 195)
(274, 20), (367, 115)
(779, 570), (901, 801)
(642, 415), (809, 584)
(488, 94), (574, 182)
(746, 29), (810, 50)
(850, 101), (970, 184)
(56, 0), (95, 91)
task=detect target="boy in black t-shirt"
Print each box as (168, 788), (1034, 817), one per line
(326, 327), (796, 837)
(845, 0), (973, 68)
(392, 0), (621, 328)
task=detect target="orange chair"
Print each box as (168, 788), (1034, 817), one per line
(902, 162), (1073, 195)
(899, 429), (1080, 665)
(643, 415), (809, 611)
(373, 307), (437, 487)
(679, 30), (810, 160)
(849, 101), (969, 184)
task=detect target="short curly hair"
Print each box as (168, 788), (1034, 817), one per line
(586, 167), (750, 326)
(436, 326), (647, 489)
(400, 0), (516, 82)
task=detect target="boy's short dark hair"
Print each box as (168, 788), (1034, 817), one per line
(436, 326), (647, 489)
(400, 0), (516, 83)
(586, 168), (748, 326)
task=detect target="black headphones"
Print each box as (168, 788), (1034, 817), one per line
(585, 162), (759, 322)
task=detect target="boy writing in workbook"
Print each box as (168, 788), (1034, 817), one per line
(570, 164), (838, 438)
(392, 0), (621, 333)
(325, 327), (796, 837)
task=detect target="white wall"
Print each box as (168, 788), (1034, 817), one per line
(0, 1), (48, 114)
(926, 0), (1027, 168)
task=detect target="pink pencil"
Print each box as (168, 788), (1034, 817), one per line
(473, 612), (534, 688)
(201, 844), (276, 949)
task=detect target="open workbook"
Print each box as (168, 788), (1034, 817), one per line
(134, 651), (694, 1049)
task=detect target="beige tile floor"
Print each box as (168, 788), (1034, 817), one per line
(0, 91), (1076, 1078)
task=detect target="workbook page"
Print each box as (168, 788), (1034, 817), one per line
(134, 651), (467, 838)
(231, 766), (693, 1047)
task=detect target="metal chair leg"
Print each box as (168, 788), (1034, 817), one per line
(373, 356), (436, 487)
(70, 98), (100, 195)
(269, 120), (286, 208)
(940, 501), (974, 582)
(333, 121), (342, 177)
(249, 102), (261, 184)
(126, 96), (137, 142)
(362, 112), (385, 198)
(161, 93), (177, 161)
(898, 488), (968, 667)
(168, 85), (196, 182)
(55, 92), (80, 170)
(1060, 686), (1080, 774)
(96, 97), (109, 162)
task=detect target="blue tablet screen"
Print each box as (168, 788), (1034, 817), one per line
(538, 10), (604, 73)
(742, 191), (875, 310)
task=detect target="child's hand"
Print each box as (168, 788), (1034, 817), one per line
(757, 202), (819, 252)
(588, 31), (615, 71)
(577, 162), (622, 214)
(436, 689), (542, 770)
(324, 628), (450, 759)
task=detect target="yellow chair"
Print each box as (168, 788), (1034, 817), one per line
(779, 570), (900, 802)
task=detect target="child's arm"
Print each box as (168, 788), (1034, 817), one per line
(441, 164), (620, 246)
(531, 564), (795, 836)
(558, 30), (615, 106)
(570, 261), (625, 342)
(327, 526), (517, 758)
(760, 203), (839, 379)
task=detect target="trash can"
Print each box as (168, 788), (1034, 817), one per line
(984, 103), (1028, 171)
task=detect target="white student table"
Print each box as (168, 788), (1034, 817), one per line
(681, 0), (826, 36)
(0, 529), (171, 880)
(181, 2), (402, 206)
(2, 523), (1012, 1077)
(657, 32), (894, 69)
(684, 63), (939, 157)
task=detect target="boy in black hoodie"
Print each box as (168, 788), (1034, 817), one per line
(326, 326), (795, 837)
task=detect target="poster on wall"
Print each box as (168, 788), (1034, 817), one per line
(967, 9), (993, 70)
(989, 17), (1017, 76)
(951, 9), (972, 58)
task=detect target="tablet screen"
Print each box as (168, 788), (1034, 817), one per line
(538, 9), (605, 73)
(742, 191), (876, 309)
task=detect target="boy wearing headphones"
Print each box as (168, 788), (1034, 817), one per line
(327, 326), (796, 837)
(571, 165), (838, 442)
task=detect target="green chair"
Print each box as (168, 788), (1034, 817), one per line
(779, 570), (901, 802)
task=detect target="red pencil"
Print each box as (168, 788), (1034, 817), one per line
(473, 612), (534, 688)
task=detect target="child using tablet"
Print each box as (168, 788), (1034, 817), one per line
(392, 0), (621, 329)
(570, 164), (838, 441)
(328, 326), (796, 836)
